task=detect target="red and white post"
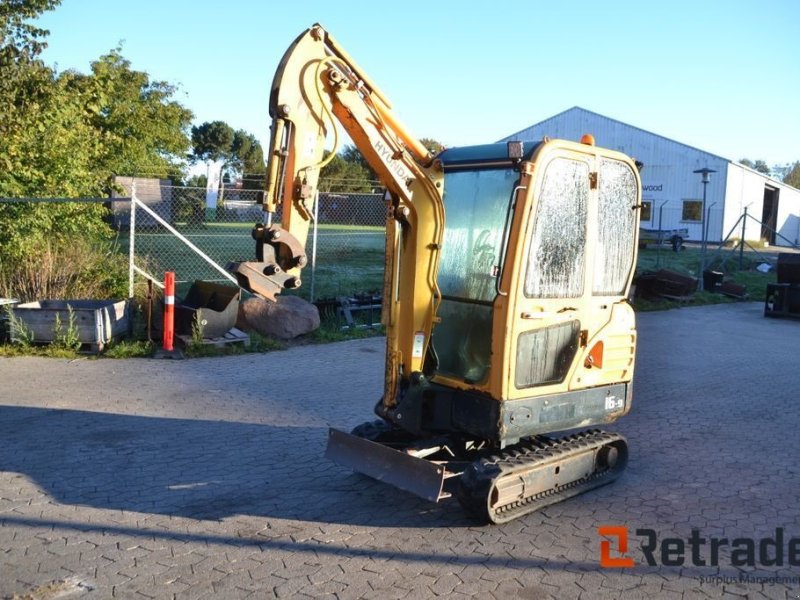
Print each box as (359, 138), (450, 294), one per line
(163, 271), (175, 352)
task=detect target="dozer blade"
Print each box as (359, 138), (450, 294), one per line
(325, 428), (449, 503)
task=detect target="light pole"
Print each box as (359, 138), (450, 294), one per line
(693, 167), (716, 284)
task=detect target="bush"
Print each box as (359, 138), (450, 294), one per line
(0, 237), (129, 302)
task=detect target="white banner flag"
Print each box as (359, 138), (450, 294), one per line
(205, 160), (224, 209)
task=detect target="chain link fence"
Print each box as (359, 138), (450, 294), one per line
(636, 203), (800, 281)
(4, 188), (793, 309)
(0, 181), (387, 307)
(113, 180), (386, 302)
(638, 204), (725, 272)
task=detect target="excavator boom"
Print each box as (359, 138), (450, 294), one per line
(230, 24), (444, 407)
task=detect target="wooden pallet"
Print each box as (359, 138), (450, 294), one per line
(658, 293), (695, 305)
(176, 327), (250, 348)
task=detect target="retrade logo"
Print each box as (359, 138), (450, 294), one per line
(598, 526), (635, 568)
(598, 526), (800, 568)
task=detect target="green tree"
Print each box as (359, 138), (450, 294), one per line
(0, 0), (109, 263)
(231, 130), (265, 190)
(319, 152), (374, 192)
(340, 145), (372, 173)
(420, 137), (445, 155)
(231, 130), (265, 174)
(0, 66), (111, 266)
(739, 158), (770, 175)
(0, 2), (194, 301)
(75, 48), (194, 179)
(0, 0), (60, 61)
(0, 0), (66, 185)
(191, 121), (235, 162)
(784, 162), (800, 189)
(191, 121), (264, 185)
(1, 47), (194, 257)
(0, 0), (117, 300)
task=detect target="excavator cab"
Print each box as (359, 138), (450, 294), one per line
(375, 140), (640, 444)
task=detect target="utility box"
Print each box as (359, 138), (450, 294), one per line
(764, 283), (800, 320)
(11, 299), (129, 351)
(776, 253), (800, 285)
(765, 254), (800, 320)
(702, 270), (724, 292)
(175, 281), (240, 338)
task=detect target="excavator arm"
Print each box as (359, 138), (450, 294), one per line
(230, 23), (445, 404)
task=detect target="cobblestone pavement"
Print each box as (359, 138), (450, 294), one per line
(1, 302), (799, 599)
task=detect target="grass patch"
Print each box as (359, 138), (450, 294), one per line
(309, 322), (385, 344)
(4, 228), (784, 358)
(725, 270), (776, 301)
(120, 223), (385, 300)
(631, 290), (739, 312)
(634, 245), (777, 309)
(102, 340), (155, 358)
(0, 336), (155, 359)
(0, 342), (82, 359)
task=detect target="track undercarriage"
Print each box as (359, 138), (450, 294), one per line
(325, 421), (628, 524)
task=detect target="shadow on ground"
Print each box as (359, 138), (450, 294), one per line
(0, 405), (477, 528)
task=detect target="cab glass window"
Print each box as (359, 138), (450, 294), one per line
(434, 167), (517, 383)
(593, 159), (638, 295)
(524, 158), (588, 298)
(437, 168), (518, 302)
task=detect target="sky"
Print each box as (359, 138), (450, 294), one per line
(35, 0), (800, 168)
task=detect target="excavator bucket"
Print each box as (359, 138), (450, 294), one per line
(324, 428), (450, 503)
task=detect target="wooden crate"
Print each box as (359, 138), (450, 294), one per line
(176, 327), (250, 349)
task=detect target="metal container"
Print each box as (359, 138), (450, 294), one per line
(776, 253), (800, 285)
(702, 270), (724, 292)
(764, 283), (800, 320)
(11, 299), (130, 350)
(175, 281), (240, 339)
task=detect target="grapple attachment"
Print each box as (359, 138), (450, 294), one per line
(228, 224), (307, 301)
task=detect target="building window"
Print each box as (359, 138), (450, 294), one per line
(682, 200), (702, 222)
(640, 201), (652, 222)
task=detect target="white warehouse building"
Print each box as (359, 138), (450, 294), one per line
(500, 107), (800, 247)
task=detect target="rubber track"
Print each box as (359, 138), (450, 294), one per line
(457, 429), (628, 524)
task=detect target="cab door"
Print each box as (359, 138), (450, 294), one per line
(508, 149), (592, 399)
(507, 146), (640, 406)
(579, 157), (639, 392)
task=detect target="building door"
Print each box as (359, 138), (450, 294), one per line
(761, 186), (780, 244)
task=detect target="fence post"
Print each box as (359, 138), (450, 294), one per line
(656, 201), (666, 268)
(700, 202), (717, 283)
(739, 207), (747, 270)
(163, 271), (175, 352)
(310, 190), (319, 303)
(128, 182), (137, 299)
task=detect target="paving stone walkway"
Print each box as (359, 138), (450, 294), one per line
(1, 302), (799, 599)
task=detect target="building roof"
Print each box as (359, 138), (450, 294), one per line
(500, 106), (730, 164)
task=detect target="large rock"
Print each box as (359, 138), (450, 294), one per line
(237, 295), (320, 339)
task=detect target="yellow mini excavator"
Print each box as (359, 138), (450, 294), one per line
(230, 24), (641, 524)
